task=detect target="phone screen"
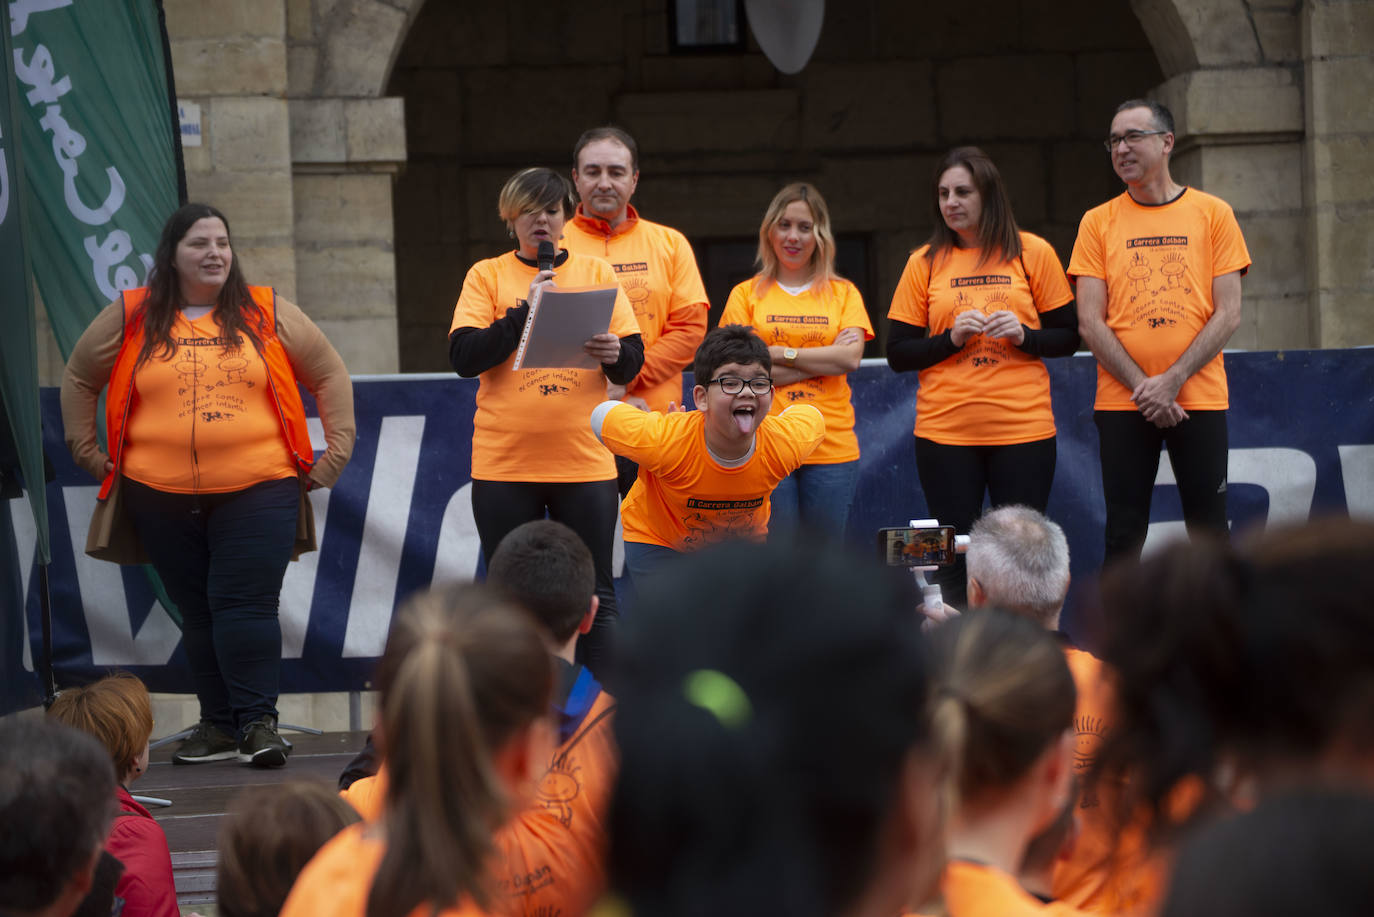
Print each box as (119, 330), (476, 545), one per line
(877, 526), (957, 567)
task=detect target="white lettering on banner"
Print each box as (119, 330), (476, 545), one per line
(342, 415), (426, 659)
(1143, 447), (1319, 556)
(432, 482), (481, 584)
(0, 149), (9, 223)
(280, 418), (329, 659)
(8, 0), (73, 36)
(84, 230), (152, 301)
(11, 497), (37, 671)
(10, 35), (149, 282)
(62, 486), (180, 665)
(1338, 445), (1374, 519)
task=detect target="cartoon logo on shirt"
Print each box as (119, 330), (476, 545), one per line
(1074, 714), (1107, 809)
(1126, 251), (1152, 296)
(622, 275), (654, 325)
(175, 350), (208, 390)
(520, 370), (582, 396)
(681, 497), (766, 549)
(1124, 239), (1194, 329)
(534, 759), (583, 828)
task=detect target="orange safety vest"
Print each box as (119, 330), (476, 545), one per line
(99, 286), (315, 500)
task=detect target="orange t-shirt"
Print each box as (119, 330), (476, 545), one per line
(1068, 188), (1250, 411)
(1052, 647), (1119, 910)
(494, 690), (618, 917)
(594, 402), (825, 550)
(121, 311), (297, 493)
(450, 251), (641, 482)
(719, 277), (873, 464)
(279, 823), (491, 917)
(942, 860), (1090, 917)
(563, 205), (709, 412)
(888, 232), (1073, 446)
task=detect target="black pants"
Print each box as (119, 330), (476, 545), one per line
(123, 475), (299, 736)
(471, 478), (620, 675)
(1094, 409), (1229, 565)
(914, 435), (1057, 609)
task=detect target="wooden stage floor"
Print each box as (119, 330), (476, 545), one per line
(142, 729), (370, 910)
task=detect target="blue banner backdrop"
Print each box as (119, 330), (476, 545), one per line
(5, 350), (1373, 710)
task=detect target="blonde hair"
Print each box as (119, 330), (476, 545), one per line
(927, 610), (1074, 806)
(47, 672), (153, 781)
(366, 584), (554, 917)
(754, 182), (841, 295)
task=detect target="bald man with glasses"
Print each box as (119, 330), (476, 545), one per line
(1069, 99), (1251, 565)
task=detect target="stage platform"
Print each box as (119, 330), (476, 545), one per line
(142, 729), (370, 912)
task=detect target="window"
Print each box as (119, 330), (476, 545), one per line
(669, 0), (746, 52)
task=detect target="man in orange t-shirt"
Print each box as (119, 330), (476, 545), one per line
(564, 126), (710, 495)
(1070, 100), (1250, 564)
(591, 325), (824, 583)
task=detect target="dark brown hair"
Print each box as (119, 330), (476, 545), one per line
(47, 672), (153, 782)
(924, 146), (1023, 269)
(216, 781), (360, 917)
(573, 125), (639, 172)
(367, 584), (554, 917)
(137, 202), (264, 366)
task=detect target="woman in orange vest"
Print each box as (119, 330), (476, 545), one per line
(719, 182), (872, 540)
(447, 168), (643, 673)
(281, 584), (554, 917)
(927, 609), (1086, 916)
(887, 147), (1079, 608)
(61, 202), (355, 769)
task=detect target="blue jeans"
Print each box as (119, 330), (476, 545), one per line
(767, 460), (861, 542)
(122, 475), (299, 736)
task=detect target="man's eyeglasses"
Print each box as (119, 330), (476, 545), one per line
(1104, 129), (1168, 152)
(707, 375), (773, 395)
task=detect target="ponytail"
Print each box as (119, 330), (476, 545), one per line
(366, 586), (553, 917)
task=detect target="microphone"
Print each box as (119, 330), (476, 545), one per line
(537, 240), (556, 273)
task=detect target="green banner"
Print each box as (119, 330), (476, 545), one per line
(9, 0), (180, 356)
(1, 3), (47, 564)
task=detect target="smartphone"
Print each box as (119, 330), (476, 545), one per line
(877, 525), (956, 567)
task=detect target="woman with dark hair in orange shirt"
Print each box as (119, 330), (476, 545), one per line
(448, 168), (643, 671)
(62, 202), (355, 769)
(887, 148), (1078, 608)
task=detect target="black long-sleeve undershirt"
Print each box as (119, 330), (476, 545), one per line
(885, 303), (1079, 372)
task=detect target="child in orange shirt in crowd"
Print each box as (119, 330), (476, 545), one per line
(591, 324), (824, 586)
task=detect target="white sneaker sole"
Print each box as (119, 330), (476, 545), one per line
(172, 749), (239, 765)
(240, 747), (288, 767)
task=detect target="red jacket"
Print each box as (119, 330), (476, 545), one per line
(108, 785), (180, 917)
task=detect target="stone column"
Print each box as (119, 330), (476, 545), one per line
(1303, 0), (1374, 347)
(289, 99), (406, 374)
(1157, 67), (1308, 350)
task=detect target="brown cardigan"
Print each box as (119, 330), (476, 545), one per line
(60, 294), (356, 564)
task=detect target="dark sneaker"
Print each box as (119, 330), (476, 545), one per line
(239, 716), (290, 768)
(172, 721), (238, 765)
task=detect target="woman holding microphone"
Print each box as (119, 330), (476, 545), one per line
(887, 148), (1078, 607)
(448, 167), (642, 669)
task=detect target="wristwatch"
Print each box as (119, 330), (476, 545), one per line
(783, 347), (798, 367)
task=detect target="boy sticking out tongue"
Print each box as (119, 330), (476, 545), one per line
(592, 324), (824, 586)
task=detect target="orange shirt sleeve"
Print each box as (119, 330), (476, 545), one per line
(1022, 234), (1074, 314)
(450, 260), (503, 334)
(1208, 197), (1252, 277)
(887, 248), (933, 326)
(631, 234), (708, 393)
(1067, 209), (1107, 282)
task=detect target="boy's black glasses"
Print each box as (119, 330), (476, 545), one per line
(707, 376), (774, 395)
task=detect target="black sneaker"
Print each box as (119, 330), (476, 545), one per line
(239, 716), (290, 768)
(172, 721), (238, 765)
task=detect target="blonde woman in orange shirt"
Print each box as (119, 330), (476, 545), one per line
(720, 182), (872, 541)
(887, 148), (1078, 608)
